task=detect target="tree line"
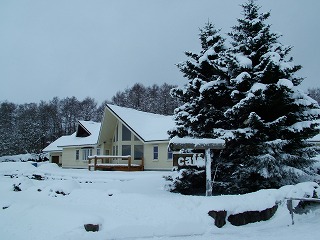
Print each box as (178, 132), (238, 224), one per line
(0, 83), (179, 156)
(112, 83), (180, 115)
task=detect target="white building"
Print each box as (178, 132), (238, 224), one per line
(43, 104), (175, 170)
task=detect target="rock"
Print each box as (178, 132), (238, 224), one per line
(31, 174), (45, 180)
(84, 224), (100, 232)
(13, 183), (22, 192)
(208, 210), (227, 228)
(228, 204), (278, 226)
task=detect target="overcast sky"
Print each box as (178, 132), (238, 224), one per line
(0, 0), (319, 104)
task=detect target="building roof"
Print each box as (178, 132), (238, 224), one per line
(42, 135), (69, 152)
(43, 121), (101, 152)
(106, 104), (175, 142)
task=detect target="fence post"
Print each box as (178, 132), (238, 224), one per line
(88, 158), (91, 171)
(141, 157), (144, 170)
(128, 156), (131, 171)
(94, 156), (97, 171)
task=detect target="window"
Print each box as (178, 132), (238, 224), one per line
(75, 150), (79, 160)
(134, 145), (143, 160)
(112, 146), (118, 156)
(122, 125), (131, 141)
(134, 135), (140, 141)
(153, 145), (158, 160)
(114, 125), (118, 142)
(96, 148), (101, 156)
(122, 145), (131, 156)
(82, 148), (92, 160)
(167, 149), (173, 160)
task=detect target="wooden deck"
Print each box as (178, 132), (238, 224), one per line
(88, 155), (144, 171)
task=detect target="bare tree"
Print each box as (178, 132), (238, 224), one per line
(308, 88), (320, 104)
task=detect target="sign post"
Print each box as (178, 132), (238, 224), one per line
(169, 137), (225, 197)
(205, 148), (212, 196)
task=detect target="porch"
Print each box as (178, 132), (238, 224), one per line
(88, 155), (144, 171)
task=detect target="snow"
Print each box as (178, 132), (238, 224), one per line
(1, 161), (320, 240)
(170, 136), (225, 147)
(107, 104), (175, 141)
(263, 52), (280, 64)
(42, 135), (69, 152)
(59, 121), (101, 147)
(250, 82), (267, 93)
(235, 54), (252, 68)
(199, 79), (227, 94)
(78, 120), (101, 137)
(198, 46), (216, 63)
(277, 79), (294, 89)
(0, 153), (42, 162)
(233, 72), (251, 84)
(288, 120), (315, 133)
(309, 133), (320, 142)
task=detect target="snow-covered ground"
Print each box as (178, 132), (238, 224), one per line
(0, 153), (47, 163)
(0, 162), (319, 240)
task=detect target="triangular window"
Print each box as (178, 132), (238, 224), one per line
(76, 124), (90, 137)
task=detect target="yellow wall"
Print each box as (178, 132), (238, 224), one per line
(144, 142), (173, 170)
(61, 146), (100, 169)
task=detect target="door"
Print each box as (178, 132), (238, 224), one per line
(51, 156), (59, 164)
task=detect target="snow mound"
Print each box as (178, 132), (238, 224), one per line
(0, 162), (36, 174)
(37, 163), (61, 171)
(44, 180), (81, 196)
(0, 153), (37, 162)
(13, 178), (35, 191)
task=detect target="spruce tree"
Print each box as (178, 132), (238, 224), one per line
(216, 0), (320, 193)
(167, 23), (232, 196)
(169, 0), (320, 195)
(169, 22), (229, 138)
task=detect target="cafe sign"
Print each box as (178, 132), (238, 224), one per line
(173, 153), (205, 168)
(169, 136), (226, 197)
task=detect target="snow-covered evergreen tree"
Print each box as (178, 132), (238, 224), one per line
(214, 0), (320, 193)
(169, 0), (320, 194)
(169, 22), (229, 138)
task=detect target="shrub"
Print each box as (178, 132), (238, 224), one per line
(166, 168), (206, 195)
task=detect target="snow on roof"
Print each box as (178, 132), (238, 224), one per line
(42, 121), (101, 152)
(42, 135), (70, 152)
(78, 121), (101, 139)
(59, 121), (101, 148)
(107, 104), (175, 142)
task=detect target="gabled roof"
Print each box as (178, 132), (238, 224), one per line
(43, 121), (101, 152)
(105, 104), (175, 142)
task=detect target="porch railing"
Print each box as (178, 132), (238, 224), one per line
(87, 155), (144, 171)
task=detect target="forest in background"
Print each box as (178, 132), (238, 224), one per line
(0, 83), (319, 157)
(0, 83), (179, 156)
